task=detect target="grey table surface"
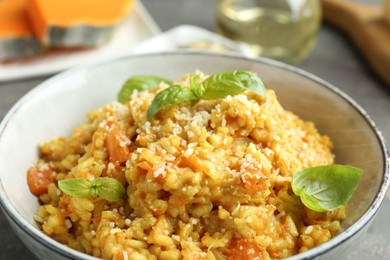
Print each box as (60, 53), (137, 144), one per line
(1, 0), (389, 259)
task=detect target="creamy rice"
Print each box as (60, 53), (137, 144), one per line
(29, 73), (345, 259)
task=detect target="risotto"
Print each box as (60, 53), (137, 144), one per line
(28, 72), (347, 259)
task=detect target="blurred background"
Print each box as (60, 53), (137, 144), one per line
(0, 0), (389, 259)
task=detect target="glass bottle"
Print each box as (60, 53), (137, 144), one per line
(216, 0), (321, 64)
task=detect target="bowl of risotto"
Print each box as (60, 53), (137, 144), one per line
(0, 52), (388, 260)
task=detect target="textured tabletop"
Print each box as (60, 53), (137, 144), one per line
(1, 0), (389, 259)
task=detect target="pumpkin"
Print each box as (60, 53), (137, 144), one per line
(28, 0), (136, 47)
(0, 0), (44, 61)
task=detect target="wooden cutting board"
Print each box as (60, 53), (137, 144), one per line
(322, 0), (390, 86)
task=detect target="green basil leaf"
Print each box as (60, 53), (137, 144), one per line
(190, 74), (204, 99)
(201, 70), (266, 100)
(118, 75), (172, 103)
(90, 177), (103, 198)
(58, 178), (92, 198)
(147, 85), (199, 119)
(58, 177), (125, 201)
(144, 70), (266, 119)
(300, 191), (328, 212)
(95, 177), (126, 201)
(292, 165), (363, 212)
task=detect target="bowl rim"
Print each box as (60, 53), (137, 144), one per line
(0, 51), (389, 259)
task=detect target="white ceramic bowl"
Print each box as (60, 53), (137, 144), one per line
(0, 52), (389, 259)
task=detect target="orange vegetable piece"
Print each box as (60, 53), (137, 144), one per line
(241, 173), (270, 195)
(226, 239), (264, 260)
(0, 0), (33, 38)
(27, 166), (55, 196)
(137, 161), (153, 171)
(28, 0), (136, 46)
(106, 129), (130, 164)
(178, 154), (202, 172)
(0, 0), (44, 60)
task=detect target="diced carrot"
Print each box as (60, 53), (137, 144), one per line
(106, 129), (130, 164)
(137, 161), (153, 171)
(155, 173), (166, 185)
(226, 239), (264, 260)
(240, 165), (270, 195)
(178, 154), (202, 172)
(182, 154), (202, 172)
(26, 166), (55, 196)
(240, 173), (270, 195)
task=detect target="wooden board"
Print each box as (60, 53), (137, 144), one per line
(322, 0), (390, 86)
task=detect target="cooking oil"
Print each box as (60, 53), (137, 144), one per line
(216, 0), (321, 64)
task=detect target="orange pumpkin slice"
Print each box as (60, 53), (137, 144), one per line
(0, 0), (44, 61)
(28, 0), (136, 47)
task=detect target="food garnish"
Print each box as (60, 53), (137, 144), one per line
(147, 70), (266, 118)
(58, 177), (126, 201)
(118, 75), (172, 103)
(292, 165), (362, 212)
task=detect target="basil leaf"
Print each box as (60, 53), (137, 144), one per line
(147, 85), (199, 119)
(95, 177), (126, 201)
(58, 178), (92, 198)
(143, 70), (266, 119)
(201, 70), (266, 100)
(58, 177), (126, 201)
(118, 75), (172, 103)
(189, 74), (204, 99)
(90, 177), (103, 198)
(292, 165), (362, 212)
(300, 191), (328, 212)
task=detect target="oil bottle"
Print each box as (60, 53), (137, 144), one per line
(216, 0), (321, 64)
